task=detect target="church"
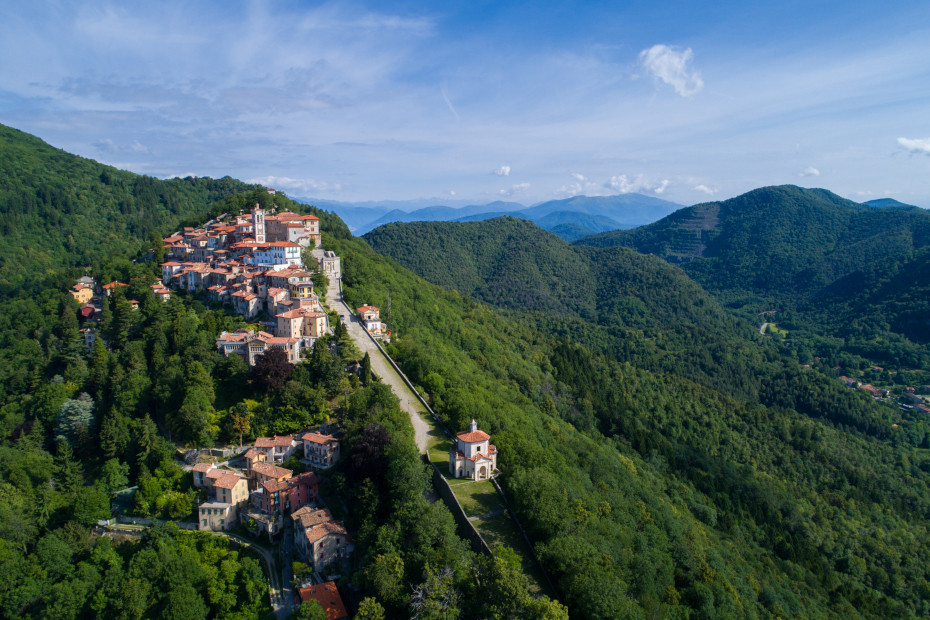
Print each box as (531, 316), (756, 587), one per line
(449, 420), (497, 480)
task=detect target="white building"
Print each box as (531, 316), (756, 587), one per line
(449, 420), (497, 480)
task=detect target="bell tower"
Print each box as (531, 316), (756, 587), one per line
(252, 203), (265, 243)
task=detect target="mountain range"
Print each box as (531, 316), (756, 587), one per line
(300, 193), (683, 239)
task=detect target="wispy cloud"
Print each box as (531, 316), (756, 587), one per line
(799, 166), (820, 177)
(694, 184), (716, 195)
(639, 44), (703, 97)
(897, 136), (930, 155)
(499, 182), (530, 196)
(493, 165), (511, 176)
(247, 175), (342, 194)
(607, 174), (670, 194)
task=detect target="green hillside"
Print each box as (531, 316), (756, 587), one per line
(1, 125), (929, 618)
(577, 185), (930, 370)
(347, 225), (930, 618)
(0, 123), (252, 291)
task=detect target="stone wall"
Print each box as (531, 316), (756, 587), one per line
(423, 454), (492, 556)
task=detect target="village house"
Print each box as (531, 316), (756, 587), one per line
(296, 581), (349, 620)
(70, 283), (94, 304)
(300, 431), (341, 469)
(102, 281), (128, 297)
(449, 420), (497, 481)
(291, 506), (353, 572)
(250, 461), (293, 490)
(356, 305), (385, 338)
(276, 308), (329, 351)
(217, 329), (300, 366)
(242, 471), (319, 537)
(192, 463), (249, 531)
(253, 434), (300, 463)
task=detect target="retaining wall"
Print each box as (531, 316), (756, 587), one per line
(423, 454), (492, 556)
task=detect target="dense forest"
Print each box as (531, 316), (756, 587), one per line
(576, 185), (930, 375)
(0, 126), (563, 618)
(2, 123), (929, 618)
(361, 215), (930, 617)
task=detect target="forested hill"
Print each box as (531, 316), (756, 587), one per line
(577, 185), (930, 303)
(0, 123), (253, 292)
(355, 214), (930, 617)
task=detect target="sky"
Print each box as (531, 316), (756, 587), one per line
(2, 1), (930, 207)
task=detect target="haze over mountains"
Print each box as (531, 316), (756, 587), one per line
(300, 193), (683, 239)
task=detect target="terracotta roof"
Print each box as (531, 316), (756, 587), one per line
(243, 448), (260, 459)
(456, 430), (491, 443)
(305, 520), (348, 545)
(255, 435), (294, 448)
(297, 581), (348, 620)
(357, 305), (379, 313)
(262, 479), (291, 493)
(277, 308), (326, 319)
(213, 473), (244, 489)
(252, 462), (292, 479)
(192, 463), (215, 473)
(267, 241), (301, 247)
(205, 468), (225, 479)
(301, 431), (338, 445)
(291, 506), (333, 528)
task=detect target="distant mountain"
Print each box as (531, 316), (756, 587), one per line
(303, 193), (681, 235)
(577, 184), (930, 345)
(863, 197), (920, 208)
(526, 194), (682, 226)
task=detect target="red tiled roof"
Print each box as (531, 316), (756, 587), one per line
(262, 479), (291, 493)
(252, 462), (292, 479)
(305, 520), (348, 545)
(301, 431), (338, 445)
(213, 473), (244, 489)
(255, 435), (294, 448)
(357, 305), (379, 313)
(291, 506), (333, 528)
(456, 430), (490, 443)
(192, 463), (215, 473)
(297, 581), (348, 620)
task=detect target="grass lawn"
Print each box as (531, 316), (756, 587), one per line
(452, 479), (503, 516)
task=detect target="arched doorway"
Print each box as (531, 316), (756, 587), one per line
(479, 465), (487, 480)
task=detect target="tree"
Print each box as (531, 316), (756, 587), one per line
(252, 347), (293, 393)
(409, 566), (460, 620)
(55, 393), (95, 446)
(356, 597), (386, 620)
(289, 599), (327, 620)
(361, 352), (373, 386)
(229, 402), (253, 448)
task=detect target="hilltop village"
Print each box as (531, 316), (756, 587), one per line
(66, 198), (401, 614)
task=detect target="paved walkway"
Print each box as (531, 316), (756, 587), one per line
(324, 273), (434, 453)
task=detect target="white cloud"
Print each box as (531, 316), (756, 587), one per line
(800, 166), (820, 177)
(448, 190), (456, 196)
(639, 44), (704, 97)
(898, 136), (930, 155)
(247, 175), (342, 194)
(606, 174), (668, 194)
(499, 182), (530, 196)
(694, 184), (715, 195)
(493, 165), (511, 176)
(571, 172), (587, 182)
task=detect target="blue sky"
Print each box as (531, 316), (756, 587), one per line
(2, 1), (930, 206)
